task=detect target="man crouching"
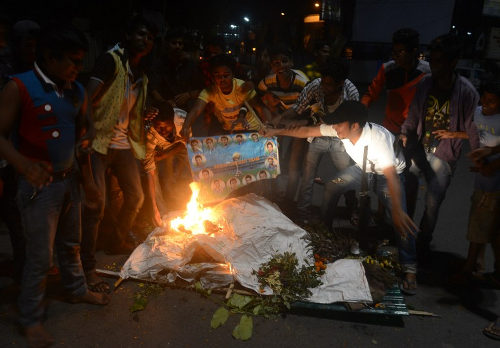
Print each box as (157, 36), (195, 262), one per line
(262, 101), (418, 295)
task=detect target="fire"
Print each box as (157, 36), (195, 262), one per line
(170, 182), (218, 235)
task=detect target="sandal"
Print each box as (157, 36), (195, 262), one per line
(85, 272), (111, 294)
(400, 274), (417, 296)
(483, 320), (500, 341)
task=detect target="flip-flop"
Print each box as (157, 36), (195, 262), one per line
(88, 280), (111, 294)
(400, 277), (417, 296)
(86, 272), (111, 294)
(483, 321), (500, 340)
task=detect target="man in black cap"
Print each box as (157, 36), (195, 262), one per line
(263, 101), (418, 294)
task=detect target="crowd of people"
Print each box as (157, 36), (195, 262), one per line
(0, 13), (499, 347)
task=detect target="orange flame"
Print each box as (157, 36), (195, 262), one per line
(170, 182), (217, 235)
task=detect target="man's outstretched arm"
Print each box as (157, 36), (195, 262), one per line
(382, 165), (417, 238)
(261, 124), (334, 139)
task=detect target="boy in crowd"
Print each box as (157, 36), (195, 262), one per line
(362, 28), (430, 135)
(143, 103), (190, 225)
(461, 82), (500, 280)
(149, 28), (204, 111)
(468, 141), (500, 341)
(274, 57), (359, 224)
(302, 41), (331, 81)
(0, 24), (110, 347)
(401, 33), (480, 264)
(257, 43), (309, 201)
(263, 101), (417, 293)
(180, 54), (272, 137)
(81, 16), (156, 292)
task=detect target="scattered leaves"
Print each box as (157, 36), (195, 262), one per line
(232, 315), (253, 341)
(210, 307), (229, 329)
(227, 294), (252, 310)
(252, 252), (323, 313)
(129, 283), (164, 313)
(194, 281), (212, 297)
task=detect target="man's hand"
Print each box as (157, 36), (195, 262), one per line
(259, 126), (280, 137)
(470, 162), (496, 177)
(78, 126), (96, 154)
(174, 92), (191, 107)
(399, 134), (408, 147)
(432, 130), (467, 140)
(20, 160), (52, 188)
(153, 206), (162, 227)
(392, 208), (417, 239)
(180, 123), (191, 140)
(230, 110), (249, 132)
(144, 106), (159, 121)
(468, 147), (493, 165)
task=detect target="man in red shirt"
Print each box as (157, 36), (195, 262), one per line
(361, 28), (430, 135)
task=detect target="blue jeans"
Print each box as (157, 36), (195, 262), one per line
(297, 136), (355, 218)
(16, 174), (87, 327)
(323, 165), (417, 273)
(408, 151), (454, 249)
(81, 149), (144, 272)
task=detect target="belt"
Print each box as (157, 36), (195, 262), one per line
(51, 167), (75, 181)
(425, 146), (437, 154)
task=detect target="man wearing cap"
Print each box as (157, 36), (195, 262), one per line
(263, 101), (418, 294)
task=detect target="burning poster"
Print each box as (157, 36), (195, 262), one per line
(186, 133), (280, 203)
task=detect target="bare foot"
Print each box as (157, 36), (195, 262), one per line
(24, 323), (54, 348)
(69, 290), (111, 305)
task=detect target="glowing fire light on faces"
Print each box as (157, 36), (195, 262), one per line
(170, 182), (217, 235)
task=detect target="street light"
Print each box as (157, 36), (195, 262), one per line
(281, 12), (285, 16)
(314, 2), (320, 8)
(243, 16), (250, 22)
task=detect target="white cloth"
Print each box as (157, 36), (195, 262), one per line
(320, 122), (406, 174)
(120, 194), (372, 303)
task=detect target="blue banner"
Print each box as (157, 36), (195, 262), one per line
(186, 132), (280, 203)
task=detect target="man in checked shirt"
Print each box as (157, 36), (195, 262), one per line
(273, 57), (360, 224)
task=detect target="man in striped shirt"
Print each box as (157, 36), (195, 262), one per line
(273, 58), (359, 223)
(258, 43), (309, 201)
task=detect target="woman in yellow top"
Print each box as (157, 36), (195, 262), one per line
(180, 54), (272, 137)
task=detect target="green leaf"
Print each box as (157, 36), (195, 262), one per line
(195, 281), (203, 293)
(210, 307), (229, 329)
(252, 304), (262, 315)
(130, 296), (147, 313)
(227, 293), (252, 309)
(232, 315), (253, 341)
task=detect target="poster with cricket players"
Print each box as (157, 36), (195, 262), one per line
(186, 132), (280, 203)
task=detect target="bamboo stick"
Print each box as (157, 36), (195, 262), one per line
(408, 309), (440, 317)
(225, 283), (234, 299)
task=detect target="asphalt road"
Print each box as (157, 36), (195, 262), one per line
(1, 91), (499, 347)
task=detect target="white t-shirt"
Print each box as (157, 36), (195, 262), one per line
(320, 122), (406, 175)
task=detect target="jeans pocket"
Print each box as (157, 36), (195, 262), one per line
(15, 178), (38, 210)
